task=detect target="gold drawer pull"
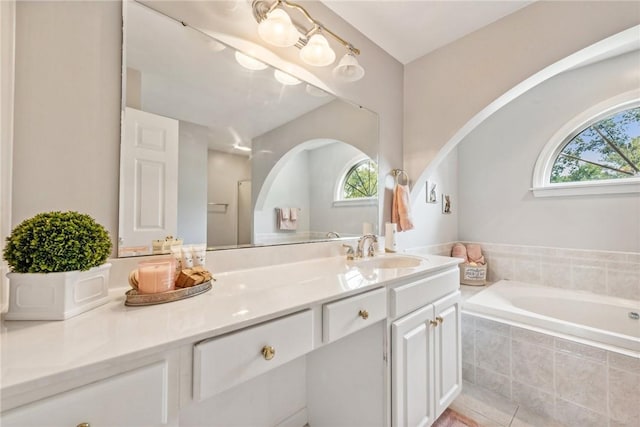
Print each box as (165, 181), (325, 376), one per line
(77, 424), (90, 427)
(436, 316), (444, 325)
(429, 319), (438, 327)
(261, 345), (275, 361)
(358, 309), (369, 320)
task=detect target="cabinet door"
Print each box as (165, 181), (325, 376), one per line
(391, 304), (436, 427)
(433, 291), (462, 417)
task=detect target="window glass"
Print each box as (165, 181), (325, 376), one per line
(342, 159), (378, 199)
(551, 107), (640, 183)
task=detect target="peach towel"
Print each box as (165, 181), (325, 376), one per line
(392, 184), (414, 231)
(466, 244), (485, 265)
(451, 243), (468, 263)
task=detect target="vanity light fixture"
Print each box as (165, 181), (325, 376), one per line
(252, 0), (364, 82)
(274, 69), (302, 85)
(234, 51), (268, 71)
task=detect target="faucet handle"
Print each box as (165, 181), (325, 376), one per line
(342, 244), (355, 261)
(367, 244), (376, 257)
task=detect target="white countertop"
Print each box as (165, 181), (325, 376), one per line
(0, 253), (459, 396)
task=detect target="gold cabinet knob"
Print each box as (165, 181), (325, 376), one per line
(77, 424), (90, 427)
(429, 319), (438, 327)
(436, 316), (444, 325)
(358, 309), (369, 320)
(261, 345), (275, 361)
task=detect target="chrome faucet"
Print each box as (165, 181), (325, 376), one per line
(356, 234), (378, 259)
(326, 231), (341, 238)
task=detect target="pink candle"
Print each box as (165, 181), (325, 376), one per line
(137, 259), (175, 294)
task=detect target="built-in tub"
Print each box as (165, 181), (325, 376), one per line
(464, 280), (640, 353)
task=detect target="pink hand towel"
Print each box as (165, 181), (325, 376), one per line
(392, 184), (414, 231)
(451, 243), (468, 262)
(290, 207), (298, 221)
(466, 244), (485, 265)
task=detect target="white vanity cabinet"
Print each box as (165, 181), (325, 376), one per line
(1, 361), (174, 427)
(390, 268), (461, 427)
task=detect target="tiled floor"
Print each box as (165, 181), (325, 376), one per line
(451, 381), (566, 427)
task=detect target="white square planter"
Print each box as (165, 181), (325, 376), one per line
(5, 263), (111, 320)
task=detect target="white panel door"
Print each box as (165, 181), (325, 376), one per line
(392, 304), (436, 427)
(434, 291), (462, 417)
(120, 107), (179, 249)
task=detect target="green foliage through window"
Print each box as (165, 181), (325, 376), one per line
(551, 106), (640, 183)
(343, 160), (378, 199)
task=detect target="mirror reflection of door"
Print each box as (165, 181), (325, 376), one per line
(119, 107), (179, 254)
(207, 150), (251, 248)
(237, 180), (252, 246)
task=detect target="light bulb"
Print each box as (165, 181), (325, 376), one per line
(332, 52), (365, 82)
(300, 34), (336, 67)
(274, 69), (301, 86)
(258, 9), (300, 47)
(234, 51), (268, 71)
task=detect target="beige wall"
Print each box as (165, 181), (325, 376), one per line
(404, 1), (640, 188)
(12, 1), (122, 239)
(11, 1), (403, 255)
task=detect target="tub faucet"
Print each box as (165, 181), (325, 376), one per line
(326, 231), (341, 238)
(356, 234), (378, 259)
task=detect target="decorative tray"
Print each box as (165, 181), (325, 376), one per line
(125, 280), (213, 306)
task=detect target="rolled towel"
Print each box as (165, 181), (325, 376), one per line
(451, 243), (468, 263)
(466, 244), (485, 265)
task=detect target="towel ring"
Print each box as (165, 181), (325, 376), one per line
(392, 169), (409, 186)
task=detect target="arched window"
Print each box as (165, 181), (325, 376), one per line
(342, 159), (378, 199)
(551, 106), (639, 183)
(532, 93), (640, 197)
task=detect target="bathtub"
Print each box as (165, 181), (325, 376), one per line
(464, 280), (640, 353)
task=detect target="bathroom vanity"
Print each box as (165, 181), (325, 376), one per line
(0, 252), (461, 427)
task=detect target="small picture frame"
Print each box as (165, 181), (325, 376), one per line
(426, 180), (437, 204)
(442, 194), (452, 214)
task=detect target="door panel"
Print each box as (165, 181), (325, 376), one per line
(391, 304), (435, 427)
(120, 107), (179, 250)
(434, 291), (462, 416)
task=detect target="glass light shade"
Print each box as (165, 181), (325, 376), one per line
(332, 53), (365, 82)
(258, 9), (300, 47)
(274, 69), (301, 86)
(234, 52), (268, 71)
(299, 34), (336, 67)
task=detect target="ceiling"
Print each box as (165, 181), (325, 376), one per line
(321, 1), (535, 64)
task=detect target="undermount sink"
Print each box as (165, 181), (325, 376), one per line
(355, 255), (423, 269)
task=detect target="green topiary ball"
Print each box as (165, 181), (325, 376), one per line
(3, 211), (112, 273)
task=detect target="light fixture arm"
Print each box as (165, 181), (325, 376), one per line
(252, 0), (361, 55)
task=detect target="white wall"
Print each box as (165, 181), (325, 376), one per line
(404, 1), (640, 190)
(308, 142), (377, 236)
(397, 148), (459, 250)
(257, 151), (311, 240)
(177, 121), (208, 245)
(207, 150), (251, 247)
(252, 99), (378, 210)
(457, 51), (640, 252)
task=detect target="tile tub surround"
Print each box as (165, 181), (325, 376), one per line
(462, 313), (640, 427)
(459, 242), (640, 300)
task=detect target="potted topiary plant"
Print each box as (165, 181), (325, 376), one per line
(3, 211), (113, 320)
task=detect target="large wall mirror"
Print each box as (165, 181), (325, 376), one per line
(118, 1), (379, 257)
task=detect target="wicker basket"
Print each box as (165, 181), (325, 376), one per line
(459, 263), (487, 286)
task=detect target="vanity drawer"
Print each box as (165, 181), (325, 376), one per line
(1, 362), (169, 427)
(389, 267), (459, 318)
(193, 310), (313, 401)
(323, 287), (387, 343)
